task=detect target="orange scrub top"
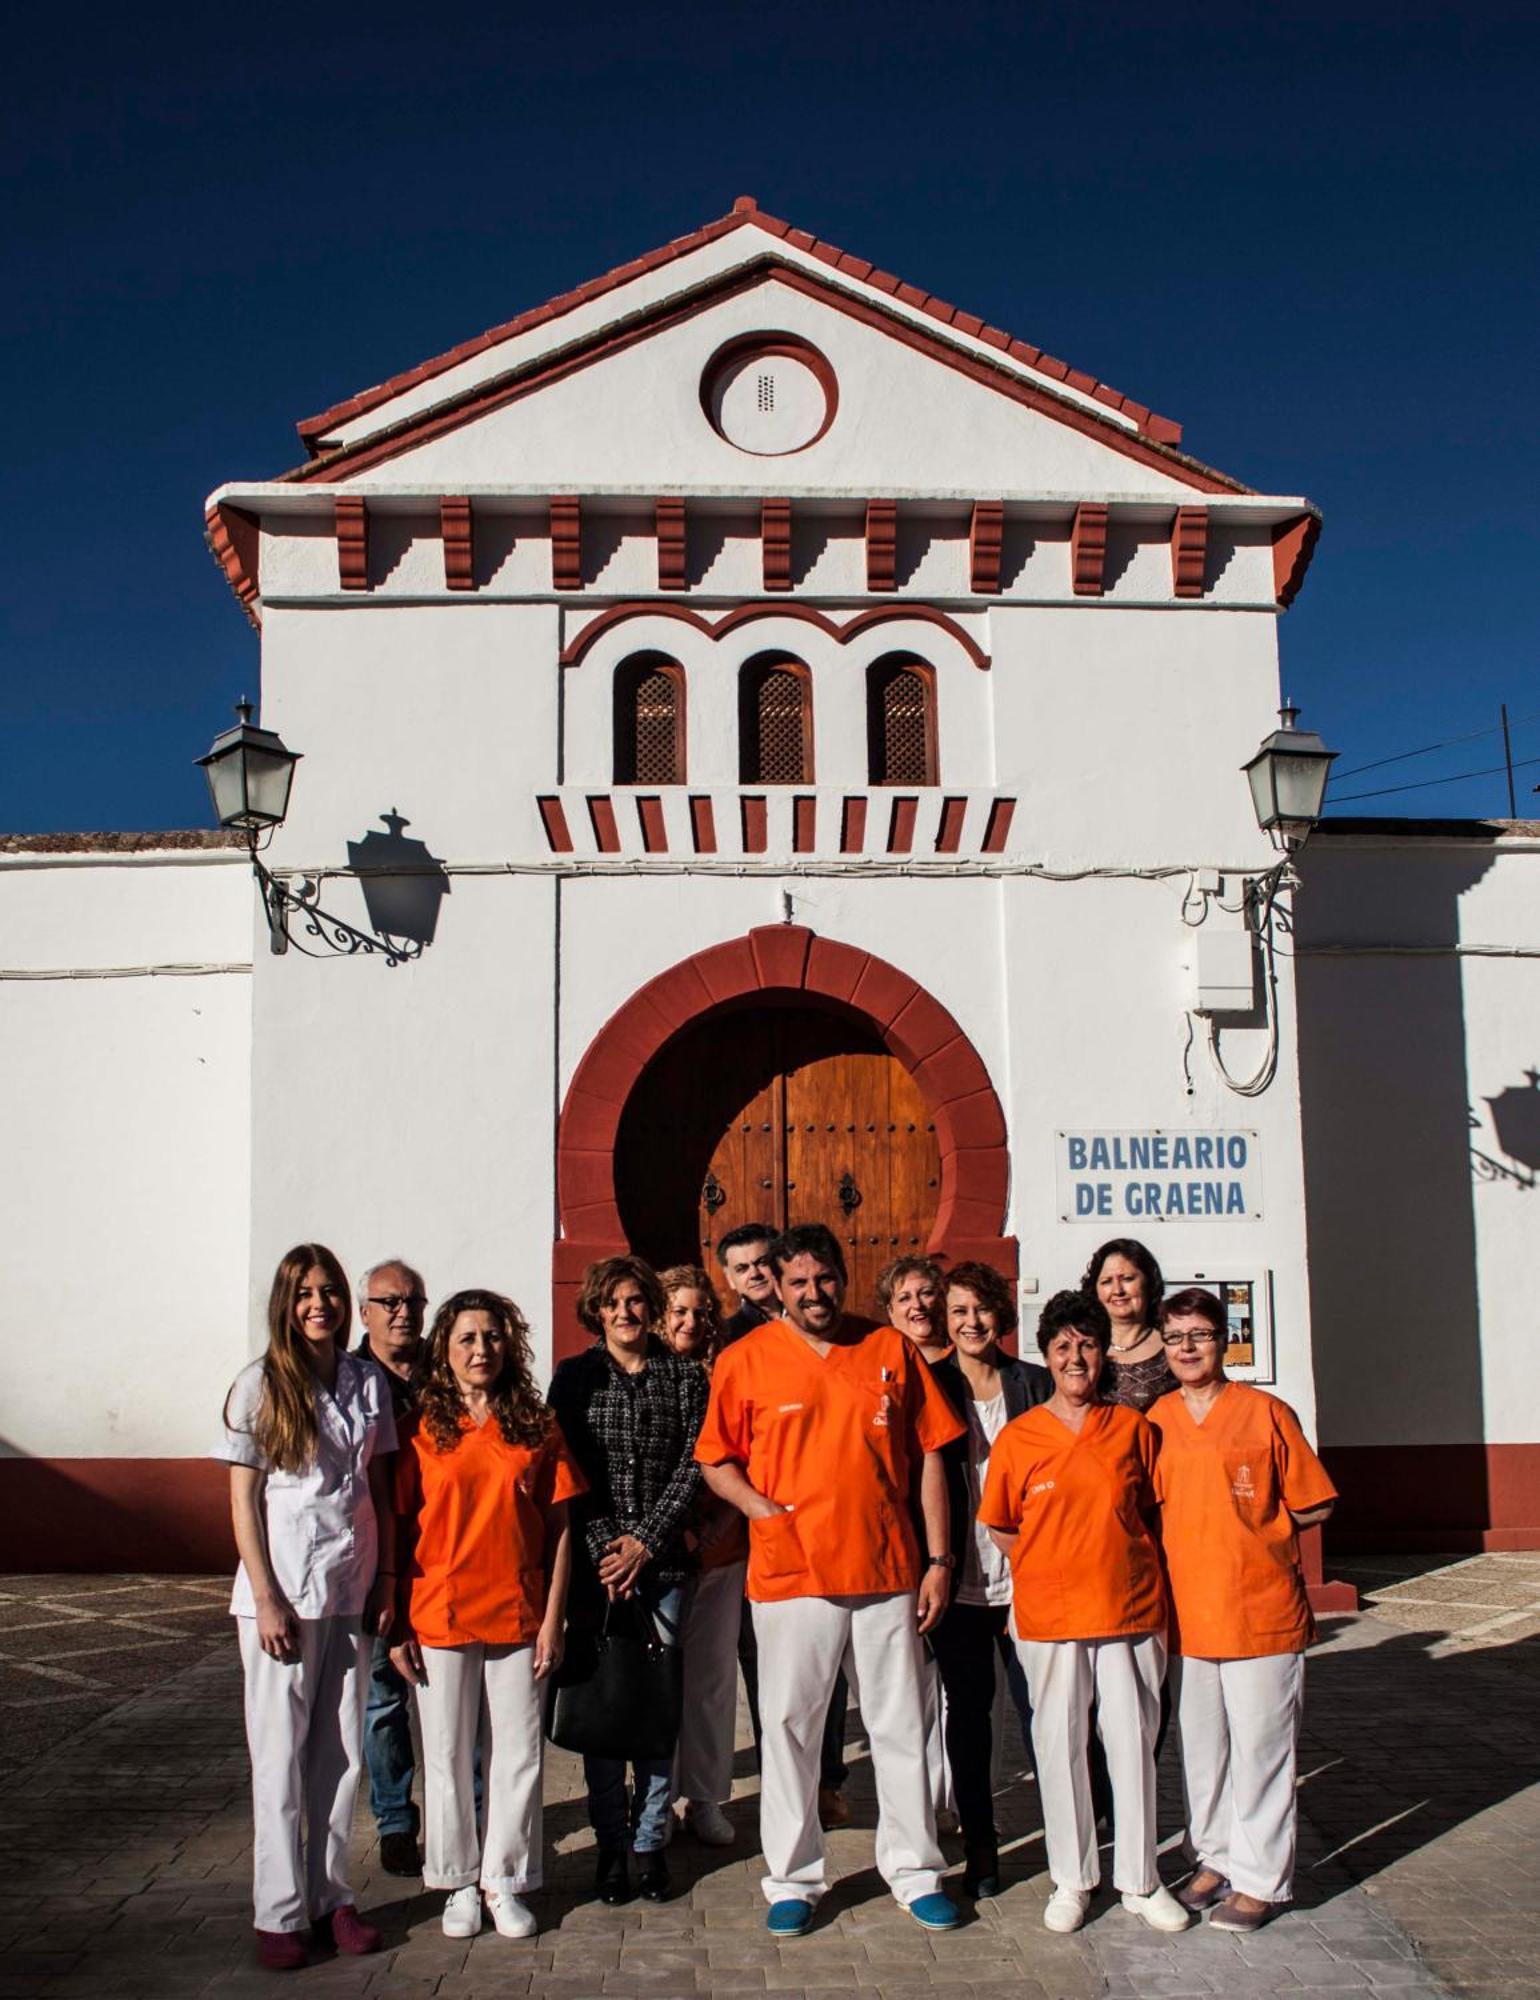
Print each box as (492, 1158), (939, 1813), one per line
(694, 1318), (964, 1604)
(396, 1412), (587, 1649)
(977, 1402), (1166, 1643)
(1148, 1381), (1337, 1659)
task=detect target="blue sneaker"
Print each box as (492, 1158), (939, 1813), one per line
(907, 1891), (961, 1931)
(767, 1898), (815, 1936)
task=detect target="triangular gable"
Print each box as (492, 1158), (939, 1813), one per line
(284, 198), (1248, 496)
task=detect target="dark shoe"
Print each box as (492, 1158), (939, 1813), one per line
(319, 1905), (382, 1955)
(963, 1840), (1001, 1898)
(379, 1830), (421, 1877)
(254, 1929), (308, 1971)
(817, 1784), (850, 1830)
(596, 1845), (632, 1905)
(636, 1851), (670, 1902)
(1210, 1892), (1283, 1933)
(1177, 1867), (1231, 1913)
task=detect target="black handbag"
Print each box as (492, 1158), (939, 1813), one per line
(544, 1596), (684, 1761)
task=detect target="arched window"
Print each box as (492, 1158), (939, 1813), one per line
(867, 656), (937, 785)
(614, 654), (685, 784)
(739, 654), (813, 784)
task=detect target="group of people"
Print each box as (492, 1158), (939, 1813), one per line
(215, 1223), (1336, 1971)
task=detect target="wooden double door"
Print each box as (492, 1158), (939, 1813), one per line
(615, 1002), (941, 1319)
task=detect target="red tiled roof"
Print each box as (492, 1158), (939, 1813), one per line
(296, 196), (1184, 454)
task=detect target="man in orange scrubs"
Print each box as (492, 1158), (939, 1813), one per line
(1148, 1287), (1337, 1931)
(695, 1223), (965, 1936)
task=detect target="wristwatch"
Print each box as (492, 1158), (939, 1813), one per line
(926, 1553), (957, 1569)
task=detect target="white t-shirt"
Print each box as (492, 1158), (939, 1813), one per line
(957, 1388), (1013, 1607)
(212, 1349), (396, 1620)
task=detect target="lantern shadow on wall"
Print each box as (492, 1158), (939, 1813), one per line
(1473, 1068), (1540, 1189)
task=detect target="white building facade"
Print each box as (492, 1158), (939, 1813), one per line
(3, 200), (1533, 1566)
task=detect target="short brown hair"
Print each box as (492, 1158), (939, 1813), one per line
(1158, 1286), (1227, 1336)
(576, 1255), (664, 1336)
(875, 1255), (945, 1311)
(943, 1260), (1017, 1338)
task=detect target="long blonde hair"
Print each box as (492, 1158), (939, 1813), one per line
(225, 1243), (350, 1474)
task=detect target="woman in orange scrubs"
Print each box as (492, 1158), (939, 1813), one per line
(1148, 1288), (1336, 1932)
(390, 1290), (585, 1944)
(978, 1289), (1187, 1937)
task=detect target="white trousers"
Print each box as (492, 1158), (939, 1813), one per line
(753, 1591), (943, 1907)
(676, 1559), (747, 1806)
(1017, 1633), (1166, 1896)
(1174, 1651), (1305, 1902)
(237, 1613), (367, 1934)
(416, 1642), (544, 1894)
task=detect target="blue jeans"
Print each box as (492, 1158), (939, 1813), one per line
(583, 1583), (684, 1855)
(364, 1636), (418, 1837)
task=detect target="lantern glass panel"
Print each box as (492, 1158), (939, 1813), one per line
(243, 744), (298, 825)
(203, 746), (251, 828)
(1272, 748), (1331, 826)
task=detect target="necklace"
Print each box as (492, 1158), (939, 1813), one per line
(1108, 1331), (1151, 1356)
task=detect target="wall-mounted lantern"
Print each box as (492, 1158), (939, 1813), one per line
(1242, 702), (1338, 852)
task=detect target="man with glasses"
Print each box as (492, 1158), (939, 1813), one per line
(356, 1259), (428, 1877)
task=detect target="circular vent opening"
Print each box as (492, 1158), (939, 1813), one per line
(701, 336), (837, 456)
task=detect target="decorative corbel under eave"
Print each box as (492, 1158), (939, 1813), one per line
(866, 499), (897, 591)
(1071, 502), (1109, 596)
(336, 496), (368, 590)
(441, 496), (475, 591)
(1171, 506), (1208, 598)
(1272, 512), (1321, 609)
(969, 500), (1003, 595)
(551, 496), (583, 591)
(762, 497), (792, 592)
(205, 503), (261, 628)
(656, 497), (687, 590)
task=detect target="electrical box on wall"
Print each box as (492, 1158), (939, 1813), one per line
(1191, 930), (1258, 1015)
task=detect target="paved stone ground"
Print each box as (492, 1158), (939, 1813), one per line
(0, 1556), (1537, 1998)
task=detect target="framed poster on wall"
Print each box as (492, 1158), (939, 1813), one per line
(1167, 1271), (1275, 1384)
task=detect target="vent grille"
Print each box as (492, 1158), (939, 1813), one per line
(757, 372), (775, 412)
(751, 668), (807, 783)
(632, 668), (679, 784)
(878, 668), (930, 784)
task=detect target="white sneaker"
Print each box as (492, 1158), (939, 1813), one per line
(1044, 1886), (1091, 1933)
(483, 1885), (538, 1939)
(684, 1800), (735, 1847)
(442, 1884), (483, 1938)
(1122, 1884), (1191, 1933)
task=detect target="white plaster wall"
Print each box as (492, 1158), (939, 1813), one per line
(1296, 835), (1540, 1450)
(246, 871), (560, 1373)
(258, 603), (561, 867)
(371, 280), (1195, 498)
(0, 858), (253, 1457)
(989, 605), (1285, 872)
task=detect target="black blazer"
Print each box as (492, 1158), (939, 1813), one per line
(931, 1351), (1053, 1576)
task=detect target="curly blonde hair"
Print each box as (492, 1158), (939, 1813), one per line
(417, 1289), (552, 1452)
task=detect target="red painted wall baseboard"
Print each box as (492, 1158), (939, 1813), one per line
(1323, 1442), (1540, 1554)
(0, 1458), (234, 1573)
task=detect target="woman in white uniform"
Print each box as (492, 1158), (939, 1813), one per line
(658, 1264), (747, 1848)
(214, 1242), (397, 1972)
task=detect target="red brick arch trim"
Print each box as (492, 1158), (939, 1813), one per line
(560, 601), (991, 670)
(551, 925), (1015, 1356)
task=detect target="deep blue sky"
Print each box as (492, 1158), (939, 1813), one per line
(5, 2), (1537, 832)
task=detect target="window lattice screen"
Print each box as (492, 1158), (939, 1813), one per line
(632, 669), (679, 784)
(754, 669), (808, 783)
(878, 669), (930, 784)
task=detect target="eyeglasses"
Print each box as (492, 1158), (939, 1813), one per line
(1160, 1329), (1224, 1348)
(367, 1294), (426, 1317)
